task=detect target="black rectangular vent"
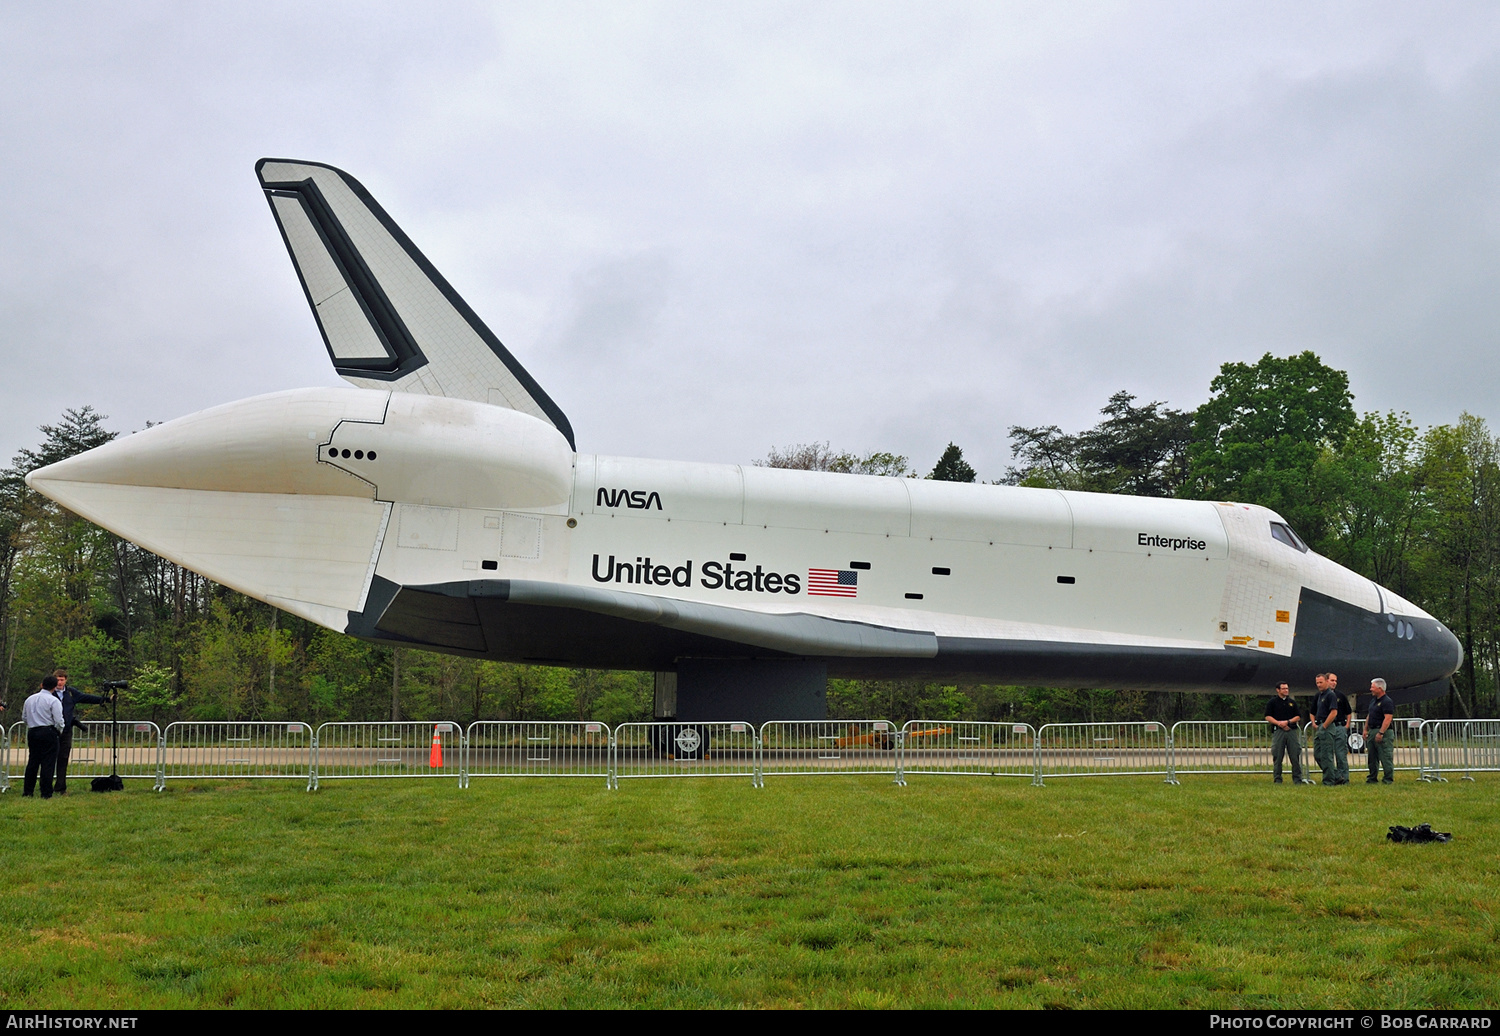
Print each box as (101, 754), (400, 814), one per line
(1056, 575), (1075, 584)
(905, 592), (924, 600)
(932, 567), (951, 576)
(729, 553), (746, 561)
(482, 560), (498, 571)
(850, 561), (871, 570)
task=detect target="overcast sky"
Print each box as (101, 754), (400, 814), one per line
(4, 2), (1500, 479)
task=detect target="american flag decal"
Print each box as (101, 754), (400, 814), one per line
(808, 568), (858, 597)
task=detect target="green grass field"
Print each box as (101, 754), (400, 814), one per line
(1, 772), (1496, 1008)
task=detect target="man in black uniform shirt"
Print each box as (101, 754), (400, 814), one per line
(1365, 678), (1397, 783)
(1264, 682), (1310, 784)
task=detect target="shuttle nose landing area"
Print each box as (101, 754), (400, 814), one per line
(1291, 588), (1462, 703)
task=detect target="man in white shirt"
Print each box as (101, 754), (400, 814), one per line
(22, 675), (66, 798)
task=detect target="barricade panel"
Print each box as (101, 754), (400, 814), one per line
(1170, 721), (1281, 775)
(161, 722), (313, 785)
(759, 720), (900, 779)
(1346, 716), (1424, 773)
(1420, 719), (1462, 781)
(1036, 721), (1172, 781)
(1467, 719), (1500, 774)
(1, 721), (9, 792)
(900, 721), (1036, 778)
(466, 721), (610, 779)
(611, 721), (757, 786)
(1422, 719), (1500, 781)
(5, 721), (19, 781)
(312, 721), (463, 784)
(49, 719), (161, 782)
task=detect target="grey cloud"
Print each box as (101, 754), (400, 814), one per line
(544, 251), (673, 360)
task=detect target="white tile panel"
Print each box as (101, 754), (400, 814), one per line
(1064, 491), (1229, 559)
(270, 193), (346, 304)
(590, 455), (742, 524)
(741, 466), (909, 536)
(397, 504), (459, 551)
(500, 512), (543, 559)
(908, 479), (1070, 547)
(315, 287), (390, 361)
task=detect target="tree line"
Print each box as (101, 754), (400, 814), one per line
(2, 351), (1495, 727)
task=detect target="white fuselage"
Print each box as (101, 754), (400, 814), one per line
(26, 387), (1453, 691)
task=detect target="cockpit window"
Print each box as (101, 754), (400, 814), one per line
(1270, 522), (1308, 553)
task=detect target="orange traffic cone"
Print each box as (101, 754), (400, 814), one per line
(429, 727), (444, 768)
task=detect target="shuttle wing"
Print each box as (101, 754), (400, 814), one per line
(255, 159), (575, 449)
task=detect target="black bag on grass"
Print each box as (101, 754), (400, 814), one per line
(1387, 823), (1451, 844)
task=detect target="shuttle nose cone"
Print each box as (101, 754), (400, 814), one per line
(1437, 619), (1463, 675)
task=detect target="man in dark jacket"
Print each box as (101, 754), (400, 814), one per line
(53, 668), (109, 795)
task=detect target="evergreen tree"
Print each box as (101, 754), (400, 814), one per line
(928, 443), (976, 483)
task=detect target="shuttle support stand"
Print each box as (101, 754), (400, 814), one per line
(655, 661), (828, 727)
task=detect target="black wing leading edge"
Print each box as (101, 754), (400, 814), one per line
(256, 158), (575, 450)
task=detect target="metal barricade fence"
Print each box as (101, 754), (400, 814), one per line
(1421, 719), (1500, 782)
(1169, 720), (1289, 778)
(1463, 719), (1500, 777)
(1035, 721), (1174, 784)
(610, 721), (758, 788)
(900, 721), (1037, 783)
(1420, 719), (1459, 782)
(466, 721), (611, 785)
(1, 721), (9, 792)
(5, 721), (23, 784)
(1346, 716), (1424, 775)
(311, 721), (463, 789)
(56, 719), (162, 783)
(1395, 717), (1426, 773)
(759, 720), (902, 784)
(160, 722), (314, 790)
(8, 718), (164, 784)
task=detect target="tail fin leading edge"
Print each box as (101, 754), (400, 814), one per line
(256, 158), (575, 450)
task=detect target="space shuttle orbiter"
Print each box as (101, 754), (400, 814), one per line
(26, 160), (1462, 721)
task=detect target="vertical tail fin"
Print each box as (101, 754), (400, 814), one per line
(256, 159), (575, 450)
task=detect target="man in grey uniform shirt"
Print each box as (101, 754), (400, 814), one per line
(1328, 672), (1351, 785)
(1312, 673), (1343, 786)
(22, 675), (66, 798)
